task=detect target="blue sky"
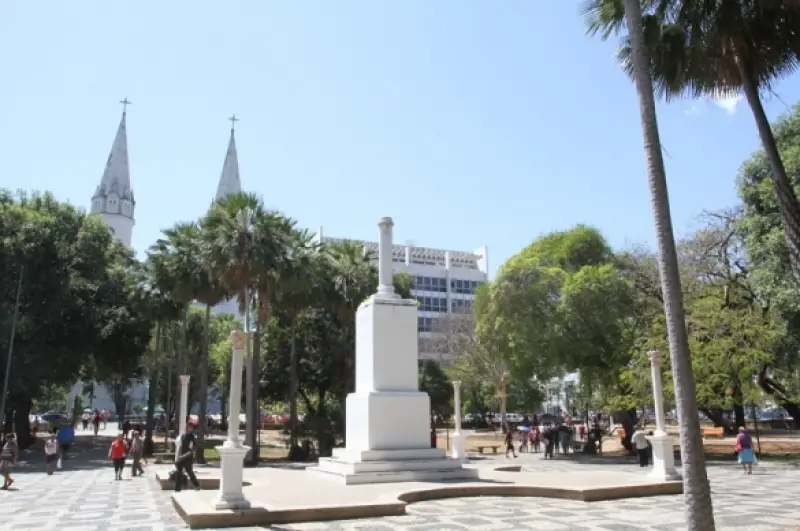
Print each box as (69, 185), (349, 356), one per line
(3, 1), (800, 276)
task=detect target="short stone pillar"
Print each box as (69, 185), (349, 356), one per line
(176, 375), (190, 461)
(451, 380), (466, 460)
(646, 350), (681, 481)
(214, 331), (251, 510)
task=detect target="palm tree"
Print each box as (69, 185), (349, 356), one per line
(586, 0), (800, 286)
(193, 237), (229, 463)
(273, 229), (320, 455)
(201, 193), (294, 462)
(137, 260), (181, 454)
(148, 222), (203, 431)
(584, 1), (715, 528)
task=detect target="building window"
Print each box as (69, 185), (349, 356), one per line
(451, 299), (473, 312)
(449, 279), (484, 295)
(417, 316), (433, 332)
(413, 276), (447, 293)
(416, 296), (447, 313)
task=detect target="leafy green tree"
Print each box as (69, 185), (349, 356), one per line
(419, 360), (452, 421)
(583, 1), (714, 525)
(586, 0), (800, 286)
(0, 191), (152, 444)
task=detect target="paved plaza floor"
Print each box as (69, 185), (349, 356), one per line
(1, 434), (799, 530)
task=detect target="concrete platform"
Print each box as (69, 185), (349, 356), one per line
(155, 468), (252, 491)
(170, 463), (683, 528)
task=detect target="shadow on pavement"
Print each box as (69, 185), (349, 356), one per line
(9, 435), (119, 474)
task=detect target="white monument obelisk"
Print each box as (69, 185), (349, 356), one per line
(213, 331), (251, 509)
(646, 350), (681, 481)
(310, 217), (476, 484)
(451, 380), (466, 460)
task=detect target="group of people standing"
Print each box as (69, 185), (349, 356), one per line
(504, 423), (576, 459)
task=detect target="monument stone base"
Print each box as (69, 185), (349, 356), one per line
(213, 443), (252, 510)
(647, 434), (682, 482)
(310, 447), (478, 485)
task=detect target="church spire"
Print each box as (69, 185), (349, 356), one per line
(90, 98), (135, 247)
(93, 98), (133, 204)
(215, 114), (242, 200)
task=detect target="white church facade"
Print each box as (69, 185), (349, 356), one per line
(67, 102), (243, 416)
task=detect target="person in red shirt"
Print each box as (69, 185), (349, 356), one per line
(108, 433), (128, 480)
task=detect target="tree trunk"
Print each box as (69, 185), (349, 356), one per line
(740, 64), (800, 286)
(756, 368), (800, 428)
(733, 404), (745, 429)
(13, 395), (33, 448)
(699, 407), (735, 435)
(251, 309), (262, 462)
(145, 322), (161, 456)
(243, 288), (254, 462)
(622, 0), (715, 528)
(614, 408), (638, 453)
(288, 318), (300, 456)
(195, 305), (211, 464)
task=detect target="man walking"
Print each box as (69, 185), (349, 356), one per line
(631, 426), (650, 467)
(129, 431), (145, 477)
(174, 424), (200, 491)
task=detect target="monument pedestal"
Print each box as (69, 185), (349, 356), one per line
(451, 432), (466, 461)
(647, 434), (681, 482)
(310, 220), (476, 485)
(213, 443), (251, 510)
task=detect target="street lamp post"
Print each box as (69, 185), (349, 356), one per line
(0, 265), (24, 426)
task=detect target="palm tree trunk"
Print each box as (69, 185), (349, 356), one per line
(289, 317), (299, 452)
(145, 322), (161, 456)
(243, 287), (256, 464)
(621, 0), (715, 529)
(740, 65), (800, 286)
(196, 305), (211, 464)
(251, 314), (262, 462)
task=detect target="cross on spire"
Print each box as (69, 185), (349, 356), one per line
(228, 114), (239, 131)
(119, 97), (132, 114)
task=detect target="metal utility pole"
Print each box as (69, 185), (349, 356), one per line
(1, 266), (24, 430)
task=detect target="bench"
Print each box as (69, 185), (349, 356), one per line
(703, 427), (725, 438)
(476, 445), (500, 454)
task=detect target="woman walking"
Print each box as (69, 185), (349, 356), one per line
(108, 433), (128, 480)
(1, 433), (19, 489)
(44, 433), (59, 475)
(736, 427), (756, 475)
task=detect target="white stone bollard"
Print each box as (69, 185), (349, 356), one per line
(213, 331), (251, 510)
(451, 380), (466, 460)
(646, 350), (681, 481)
(176, 375), (190, 461)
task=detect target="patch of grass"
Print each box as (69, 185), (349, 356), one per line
(203, 446), (289, 462)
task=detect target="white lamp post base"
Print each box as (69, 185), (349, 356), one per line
(213, 443), (251, 510)
(647, 434), (682, 481)
(450, 432), (466, 460)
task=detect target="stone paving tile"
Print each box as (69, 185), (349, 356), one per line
(1, 437), (799, 530)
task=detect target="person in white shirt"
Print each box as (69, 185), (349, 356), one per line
(631, 427), (651, 467)
(43, 434), (59, 475)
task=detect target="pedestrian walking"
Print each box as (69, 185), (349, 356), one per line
(1, 433), (19, 489)
(504, 426), (517, 459)
(174, 423), (200, 491)
(129, 431), (145, 477)
(108, 433), (128, 480)
(736, 427), (756, 475)
(44, 434), (59, 475)
(631, 426), (650, 467)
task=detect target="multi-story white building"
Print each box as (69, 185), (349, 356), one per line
(317, 230), (489, 364)
(542, 373), (580, 417)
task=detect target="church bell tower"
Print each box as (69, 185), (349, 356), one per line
(91, 98), (135, 247)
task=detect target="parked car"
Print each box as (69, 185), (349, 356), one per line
(37, 412), (71, 431)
